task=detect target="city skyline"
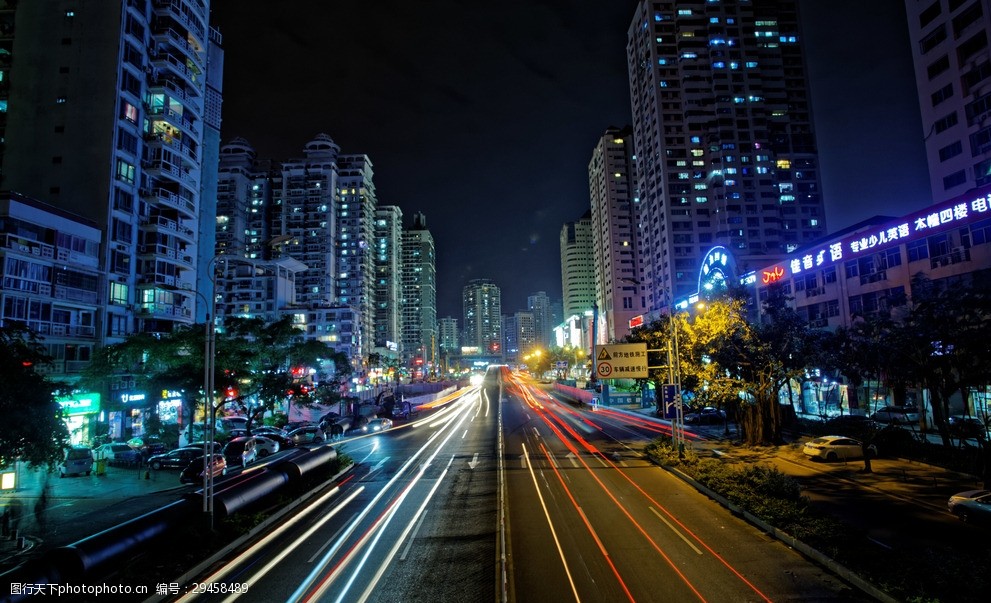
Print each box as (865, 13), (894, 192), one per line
(211, 1), (931, 318)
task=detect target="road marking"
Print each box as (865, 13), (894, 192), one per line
(649, 507), (702, 555)
(523, 443), (581, 602)
(531, 426), (541, 438)
(520, 455), (528, 469)
(566, 453), (579, 468)
(462, 430), (468, 439)
(469, 453), (479, 469)
(400, 509), (429, 561)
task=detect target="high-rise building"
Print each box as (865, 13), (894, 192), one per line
(275, 135), (339, 309)
(336, 154), (377, 358)
(214, 138), (301, 325)
(462, 278), (502, 357)
(560, 211), (596, 319)
(904, 0), (988, 201)
(374, 205), (403, 357)
(438, 316), (459, 355)
(526, 291), (553, 348)
(401, 213), (437, 373)
(626, 0), (827, 312)
(1, 0), (224, 341)
(589, 126), (646, 342)
(502, 311), (535, 365)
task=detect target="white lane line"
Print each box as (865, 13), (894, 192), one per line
(523, 443), (581, 602)
(566, 453), (579, 468)
(648, 507), (703, 555)
(399, 509), (429, 561)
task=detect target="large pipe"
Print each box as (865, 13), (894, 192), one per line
(0, 446), (341, 602)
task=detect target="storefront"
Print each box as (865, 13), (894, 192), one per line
(57, 392), (101, 445)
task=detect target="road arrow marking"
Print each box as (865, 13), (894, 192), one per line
(469, 453), (479, 469)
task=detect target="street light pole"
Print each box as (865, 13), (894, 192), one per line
(202, 308), (214, 528)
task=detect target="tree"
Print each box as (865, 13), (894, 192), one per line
(82, 325), (207, 443)
(0, 323), (70, 468)
(624, 319), (673, 415)
(83, 316), (348, 440)
(211, 316), (344, 433)
(705, 288), (818, 446)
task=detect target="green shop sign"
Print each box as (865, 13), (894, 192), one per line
(58, 393), (101, 416)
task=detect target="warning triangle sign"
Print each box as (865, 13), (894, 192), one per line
(597, 348), (611, 360)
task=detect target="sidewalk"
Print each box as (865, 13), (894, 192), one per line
(0, 463), (186, 573)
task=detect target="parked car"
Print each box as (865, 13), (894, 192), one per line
(287, 425), (326, 445)
(947, 416), (986, 439)
(126, 436), (168, 458)
(683, 407), (726, 425)
(223, 436), (258, 467)
(802, 435), (876, 462)
(253, 435), (280, 458)
(824, 415), (878, 438)
(251, 426), (288, 438)
(947, 490), (991, 523)
(60, 446), (94, 477)
(92, 443), (143, 466)
(147, 446), (205, 471)
(256, 431), (293, 449)
(179, 453), (227, 484)
(870, 406), (921, 425)
(367, 418), (393, 432)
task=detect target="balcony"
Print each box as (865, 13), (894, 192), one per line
(930, 247), (971, 269)
(859, 270), (887, 286)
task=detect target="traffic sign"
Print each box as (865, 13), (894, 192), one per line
(594, 343), (648, 379)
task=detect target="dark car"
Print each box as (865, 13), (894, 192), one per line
(179, 453), (227, 484)
(147, 446), (206, 470)
(92, 443), (143, 466)
(127, 437), (168, 458)
(947, 416), (986, 439)
(823, 414), (877, 438)
(683, 407), (726, 425)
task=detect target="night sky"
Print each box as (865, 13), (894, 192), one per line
(210, 0), (931, 320)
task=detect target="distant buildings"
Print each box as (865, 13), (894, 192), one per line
(374, 206), (404, 358)
(401, 212), (438, 375)
(526, 291), (554, 348)
(560, 212), (596, 319)
(462, 279), (502, 358)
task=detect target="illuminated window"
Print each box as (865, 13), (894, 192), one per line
(776, 159), (791, 169)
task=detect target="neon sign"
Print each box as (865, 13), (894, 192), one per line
(761, 266), (784, 284)
(784, 190), (991, 277)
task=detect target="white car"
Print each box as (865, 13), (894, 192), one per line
(253, 435), (280, 458)
(366, 418), (393, 432)
(803, 435), (876, 462)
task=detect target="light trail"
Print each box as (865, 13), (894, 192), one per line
(534, 390), (774, 603)
(293, 390), (479, 602)
(522, 442), (582, 603)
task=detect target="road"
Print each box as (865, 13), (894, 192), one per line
(165, 367), (976, 602)
(497, 372), (865, 602)
(169, 386), (499, 603)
